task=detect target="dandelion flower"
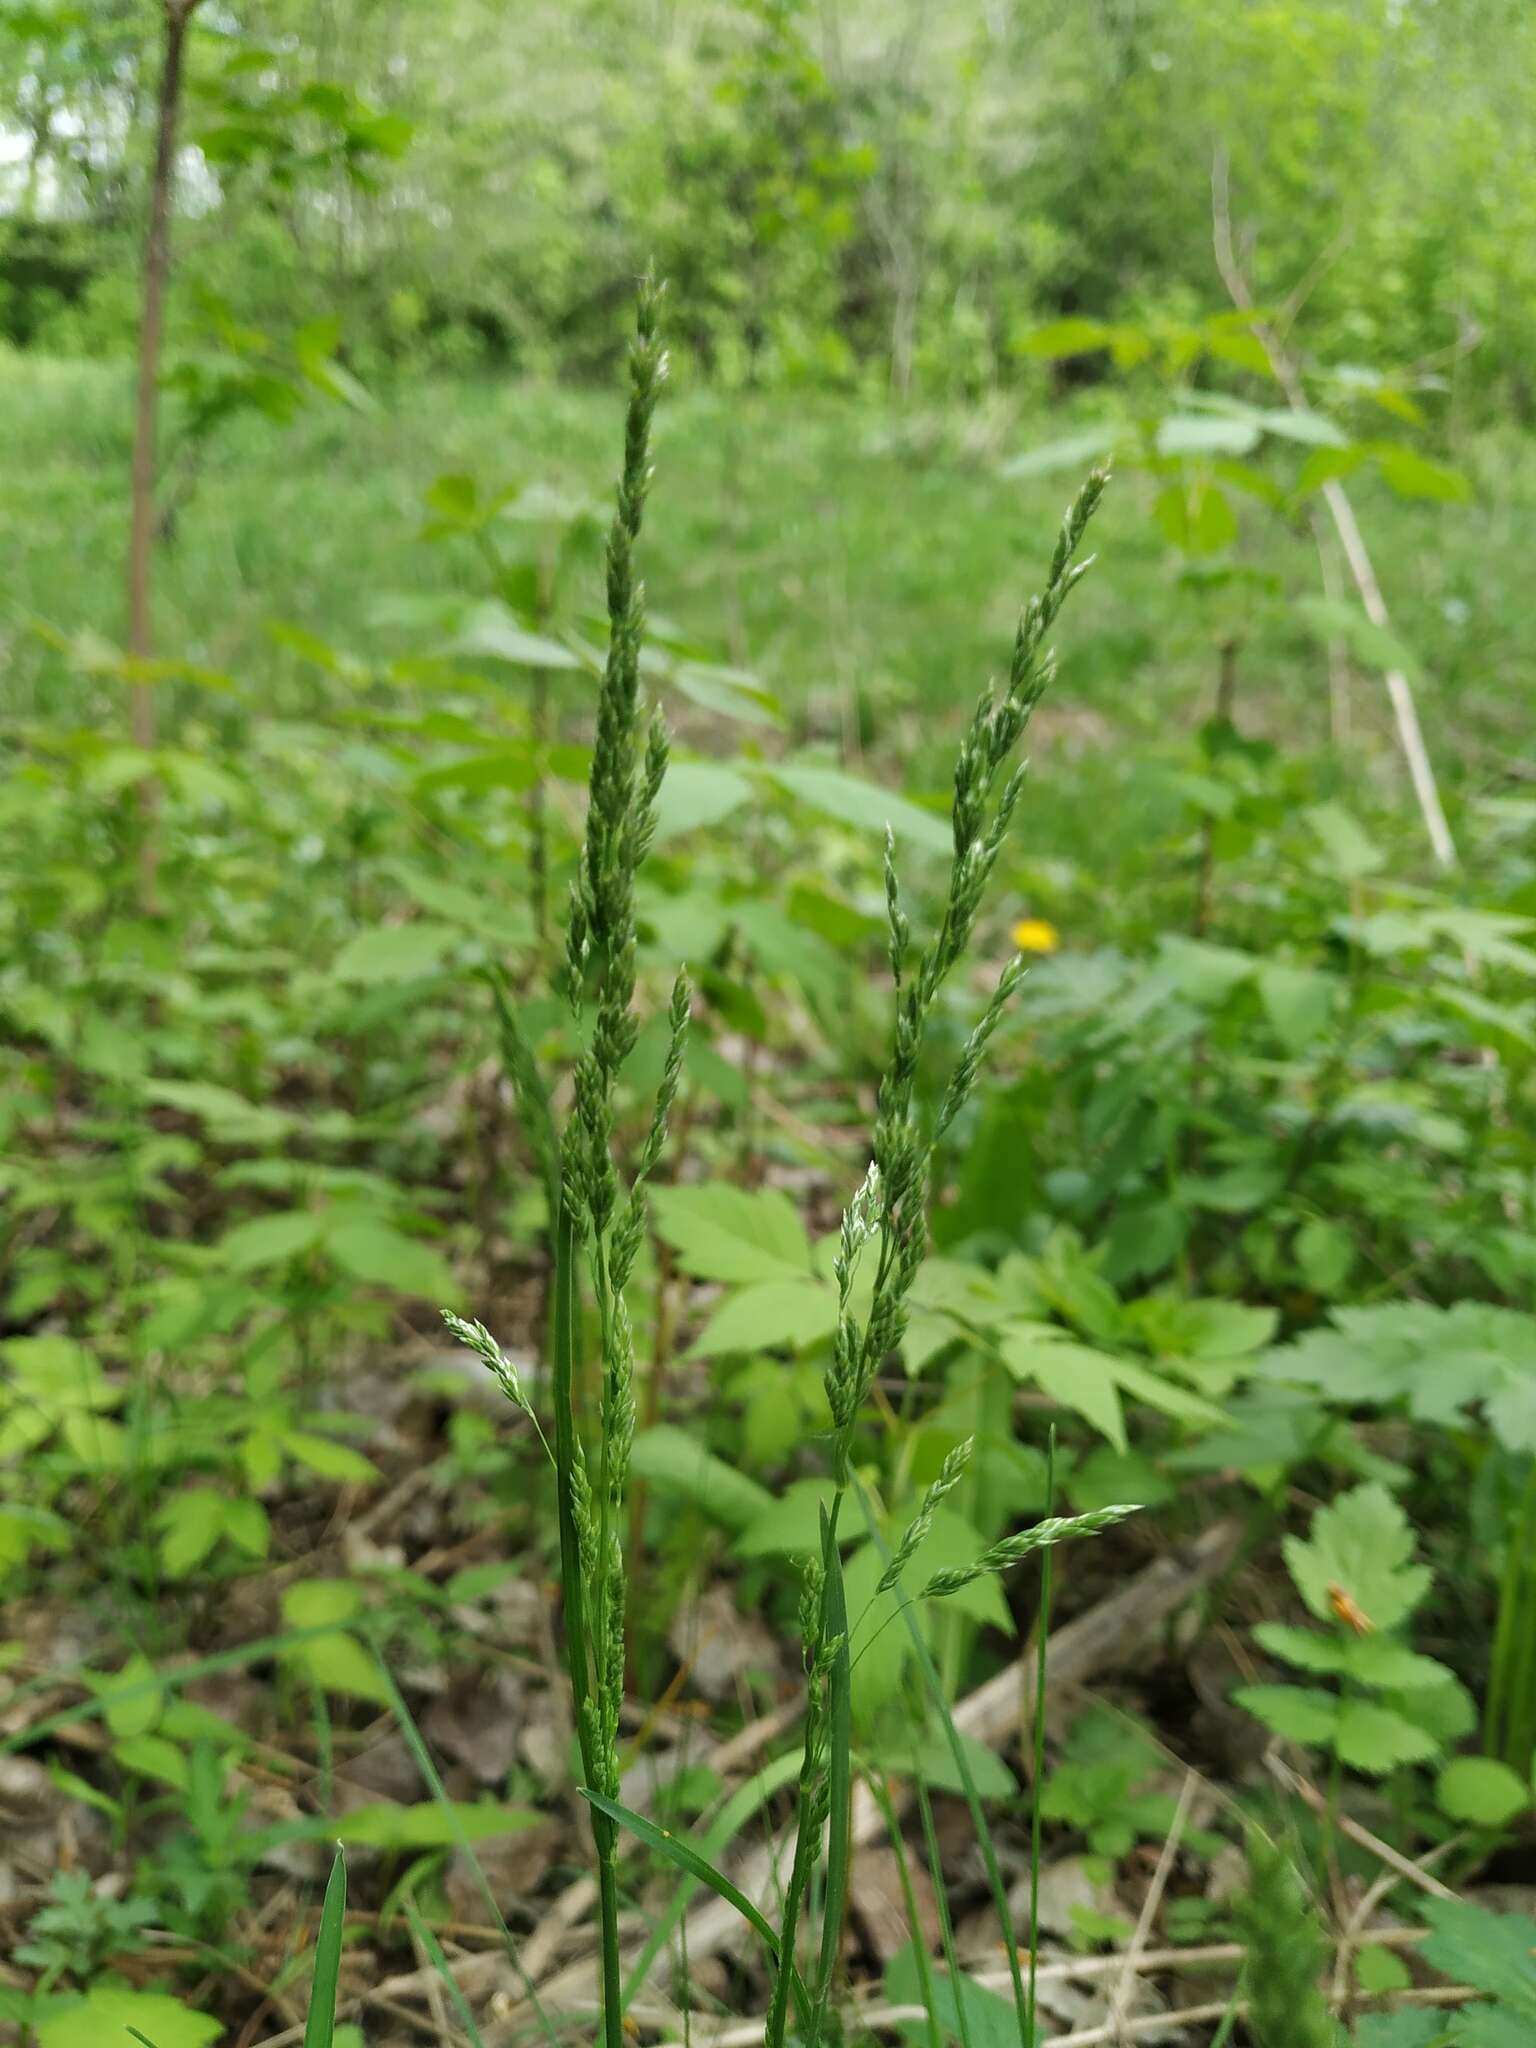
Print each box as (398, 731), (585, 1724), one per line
(1011, 916), (1059, 955)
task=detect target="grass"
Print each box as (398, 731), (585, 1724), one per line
(3, 348), (1531, 882)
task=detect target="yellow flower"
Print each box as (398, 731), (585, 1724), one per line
(1011, 917), (1060, 955)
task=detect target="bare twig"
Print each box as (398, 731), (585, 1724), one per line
(1210, 144), (1457, 868)
(1107, 1770), (1196, 2041)
(1263, 1752), (1456, 1900)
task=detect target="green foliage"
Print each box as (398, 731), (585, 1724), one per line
(1233, 1834), (1338, 2048)
(1236, 1485), (1473, 1777)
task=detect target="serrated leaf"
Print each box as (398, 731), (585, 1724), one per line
(629, 1425), (774, 1531)
(687, 1276), (839, 1358)
(1283, 1483), (1430, 1632)
(768, 763), (951, 854)
(650, 1182), (811, 1282)
(36, 1987), (223, 2048)
(1232, 1684), (1340, 1744)
(1334, 1700), (1441, 1773)
(326, 1218), (459, 1301)
(1340, 1635), (1455, 1692)
(1251, 1623), (1348, 1674)
(652, 762), (754, 841)
(1419, 1895), (1536, 2011)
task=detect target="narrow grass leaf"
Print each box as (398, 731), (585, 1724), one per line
(303, 1848), (347, 2048)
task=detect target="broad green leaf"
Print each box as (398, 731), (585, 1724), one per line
(450, 601), (581, 669)
(281, 1431), (381, 1484)
(1283, 1483), (1431, 1632)
(1258, 962), (1336, 1051)
(112, 1731), (189, 1790)
(1294, 597), (1419, 678)
(999, 427), (1117, 479)
(881, 1726), (1018, 1802)
(687, 1278), (838, 1358)
(1250, 1623), (1347, 1674)
(650, 1182), (811, 1281)
(332, 923), (458, 983)
(630, 1424), (775, 1531)
(652, 762), (754, 841)
(216, 1209), (323, 1272)
(1418, 1895), (1536, 2011)
(1015, 318), (1118, 358)
(1255, 408), (1348, 447)
(1436, 1757), (1530, 1828)
(1231, 1684), (1340, 1744)
(736, 1477), (840, 1557)
(1340, 1635), (1455, 1692)
(1002, 1333), (1126, 1450)
(91, 1652), (163, 1739)
(326, 1218), (459, 1301)
(281, 1581), (389, 1704)
(1155, 414), (1261, 457)
(1370, 444), (1470, 503)
(157, 1488), (228, 1577)
(1333, 1700), (1440, 1773)
(414, 749), (540, 797)
(768, 763), (951, 855)
(37, 1987), (222, 2048)
(142, 1079), (291, 1144)
(1294, 1218), (1355, 1296)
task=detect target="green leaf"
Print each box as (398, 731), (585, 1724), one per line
(886, 1945), (1035, 2048)
(1418, 1895), (1536, 2010)
(449, 602), (581, 668)
(1333, 1700), (1441, 1773)
(1294, 597), (1419, 678)
(325, 1218), (459, 1301)
(304, 1850), (347, 2048)
(736, 1478), (840, 1557)
(650, 1182), (811, 1281)
(581, 1788), (792, 1968)
(1255, 408), (1348, 447)
(112, 1731), (189, 1790)
(156, 1489), (228, 1577)
(1370, 444), (1471, 503)
(1283, 1483), (1431, 1633)
(1294, 1218), (1355, 1296)
(281, 1582), (389, 1705)
(1340, 1635), (1455, 1692)
(652, 762), (754, 841)
(687, 1278), (839, 1358)
(332, 923), (458, 983)
(1155, 414), (1262, 457)
(999, 427), (1117, 479)
(768, 763), (951, 854)
(215, 1210), (324, 1272)
(1015, 318), (1119, 358)
(1305, 802), (1387, 877)
(37, 1988), (223, 2048)
(629, 1424), (775, 1532)
(90, 1653), (163, 1739)
(1231, 1685), (1340, 1744)
(1258, 962), (1336, 1051)
(882, 1726), (1018, 1802)
(1354, 1944), (1413, 1994)
(1002, 1333), (1126, 1450)
(280, 1431), (380, 1484)
(1436, 1757), (1530, 1828)
(1251, 1623), (1348, 1674)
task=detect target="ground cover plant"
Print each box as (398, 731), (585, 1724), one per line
(4, 5), (1536, 2047)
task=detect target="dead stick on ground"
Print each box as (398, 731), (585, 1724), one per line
(1106, 1769), (1195, 2042)
(1264, 1751), (1457, 1902)
(1210, 144), (1457, 870)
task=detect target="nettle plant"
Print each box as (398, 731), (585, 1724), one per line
(450, 277), (1135, 2048)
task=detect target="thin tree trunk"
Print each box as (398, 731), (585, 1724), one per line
(127, 0), (200, 899)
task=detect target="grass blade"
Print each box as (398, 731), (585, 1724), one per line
(405, 1899), (490, 2048)
(851, 1475), (1036, 2047)
(810, 1500), (853, 2041)
(303, 1848), (347, 2048)
(581, 1786), (800, 1979)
